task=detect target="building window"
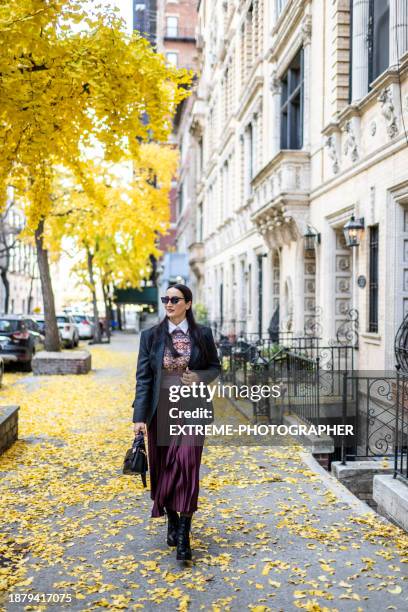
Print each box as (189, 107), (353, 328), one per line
(219, 275), (224, 327)
(248, 124), (253, 181)
(197, 203), (203, 242)
(166, 52), (178, 67)
(280, 49), (304, 150)
(198, 137), (203, 175)
(276, 0), (288, 17)
(133, 3), (146, 33)
(257, 254), (263, 336)
(369, 0), (389, 84)
(368, 225), (379, 333)
(178, 183), (183, 216)
(244, 124), (254, 198)
(350, 0), (390, 99)
(248, 264), (252, 315)
(166, 16), (178, 37)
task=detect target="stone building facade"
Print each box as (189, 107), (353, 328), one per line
(154, 0), (199, 312)
(180, 0), (408, 370)
(0, 199), (42, 315)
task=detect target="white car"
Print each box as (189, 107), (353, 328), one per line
(71, 314), (95, 340)
(56, 314), (79, 348)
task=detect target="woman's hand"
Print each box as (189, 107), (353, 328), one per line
(133, 422), (146, 436)
(181, 367), (200, 386)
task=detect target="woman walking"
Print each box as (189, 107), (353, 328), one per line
(132, 284), (221, 560)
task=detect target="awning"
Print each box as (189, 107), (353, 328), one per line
(114, 286), (158, 305)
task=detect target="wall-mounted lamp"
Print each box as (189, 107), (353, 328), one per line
(303, 226), (321, 251)
(343, 215), (365, 247)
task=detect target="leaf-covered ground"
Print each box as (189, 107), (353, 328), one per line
(0, 333), (407, 611)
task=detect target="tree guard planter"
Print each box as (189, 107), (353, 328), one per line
(32, 351), (91, 375)
(0, 406), (19, 455)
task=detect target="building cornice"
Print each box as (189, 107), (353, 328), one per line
(268, 0), (312, 63)
(311, 135), (408, 200)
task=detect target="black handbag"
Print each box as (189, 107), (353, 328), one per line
(123, 432), (148, 487)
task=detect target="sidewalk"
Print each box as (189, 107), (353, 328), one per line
(0, 333), (407, 611)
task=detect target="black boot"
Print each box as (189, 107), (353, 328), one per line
(166, 509), (179, 547)
(176, 515), (192, 561)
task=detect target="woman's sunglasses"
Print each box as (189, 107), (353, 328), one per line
(161, 296), (186, 305)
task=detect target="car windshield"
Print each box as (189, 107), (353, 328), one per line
(0, 319), (19, 333)
(56, 316), (69, 324)
(73, 315), (87, 323)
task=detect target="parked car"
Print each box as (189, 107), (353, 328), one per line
(32, 314), (63, 347)
(31, 315), (46, 336)
(0, 315), (45, 371)
(70, 314), (95, 340)
(56, 313), (79, 348)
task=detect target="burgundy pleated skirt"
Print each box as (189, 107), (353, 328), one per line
(146, 389), (205, 518)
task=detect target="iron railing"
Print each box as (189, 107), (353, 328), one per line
(395, 368), (408, 482)
(284, 351), (320, 426)
(340, 370), (408, 467)
(216, 331), (357, 431)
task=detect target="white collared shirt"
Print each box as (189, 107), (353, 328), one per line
(168, 317), (189, 335)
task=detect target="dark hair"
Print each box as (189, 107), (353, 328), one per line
(154, 283), (209, 360)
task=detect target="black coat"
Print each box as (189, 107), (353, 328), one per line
(132, 324), (221, 426)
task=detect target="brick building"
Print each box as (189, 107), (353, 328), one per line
(155, 0), (198, 303)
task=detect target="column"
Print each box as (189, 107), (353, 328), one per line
(390, 0), (408, 66)
(269, 69), (281, 158)
(248, 250), (258, 334)
(351, 0), (370, 102)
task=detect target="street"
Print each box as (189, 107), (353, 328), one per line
(0, 333), (407, 611)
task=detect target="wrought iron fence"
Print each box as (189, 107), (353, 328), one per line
(214, 316), (358, 429)
(284, 351), (320, 426)
(395, 368), (408, 482)
(340, 370), (408, 468)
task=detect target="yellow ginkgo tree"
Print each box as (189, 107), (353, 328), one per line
(0, 0), (191, 350)
(49, 143), (178, 343)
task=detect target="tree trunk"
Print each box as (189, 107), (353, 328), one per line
(87, 248), (101, 343)
(34, 218), (61, 351)
(0, 268), (10, 314)
(101, 282), (111, 342)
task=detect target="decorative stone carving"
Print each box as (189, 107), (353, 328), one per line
(190, 118), (204, 138)
(301, 15), (312, 45)
(370, 120), (377, 137)
(325, 134), (340, 174)
(269, 70), (281, 95)
(343, 120), (359, 162)
(378, 87), (399, 139)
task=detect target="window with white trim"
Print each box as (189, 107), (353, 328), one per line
(166, 16), (178, 38)
(280, 49), (304, 150)
(166, 51), (178, 67)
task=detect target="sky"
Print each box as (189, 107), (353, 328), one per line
(98, 0), (133, 33)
